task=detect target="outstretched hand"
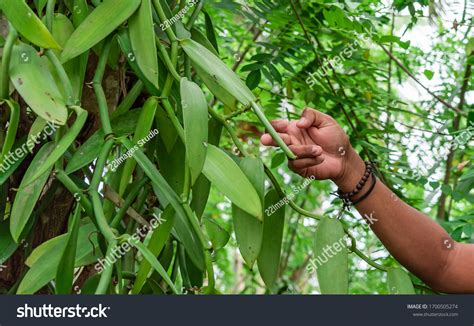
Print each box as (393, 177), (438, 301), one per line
(260, 108), (354, 183)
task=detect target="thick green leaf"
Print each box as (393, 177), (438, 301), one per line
(17, 223), (98, 294)
(190, 118), (223, 220)
(183, 251), (203, 288)
(181, 38), (256, 105)
(10, 142), (55, 242)
(61, 0), (141, 62)
(246, 70), (262, 90)
(34, 0), (48, 14)
(72, 0), (90, 27)
(118, 97), (158, 195)
(203, 145), (262, 219)
(28, 107), (88, 183)
(56, 205), (82, 294)
(51, 14), (84, 100)
(117, 29), (160, 95)
(121, 138), (205, 271)
(0, 0), (61, 49)
(132, 206), (175, 294)
(51, 14), (75, 55)
(111, 81), (144, 119)
(132, 238), (178, 294)
(204, 11), (219, 53)
(387, 268), (415, 294)
(191, 28), (218, 56)
(65, 109), (141, 174)
(10, 43), (68, 125)
(181, 78), (209, 184)
(313, 217), (349, 294)
(0, 221), (18, 264)
(79, 274), (101, 294)
(155, 104), (179, 153)
(195, 65), (238, 111)
(232, 157), (264, 268)
(257, 189), (285, 288)
(203, 217), (230, 250)
(128, 0), (159, 87)
(27, 117), (48, 152)
(0, 100), (20, 164)
(156, 137), (186, 193)
(0, 137), (29, 185)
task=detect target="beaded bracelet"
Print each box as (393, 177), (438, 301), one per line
(335, 161), (376, 208)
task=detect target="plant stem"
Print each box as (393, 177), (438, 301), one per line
(152, 0), (178, 42)
(111, 80), (144, 119)
(161, 99), (185, 141)
(0, 25), (18, 155)
(204, 250), (215, 293)
(353, 247), (387, 271)
(251, 102), (296, 160)
(208, 107), (249, 156)
(182, 157), (191, 201)
(90, 139), (116, 242)
(344, 227), (387, 272)
(93, 37), (114, 135)
(0, 100), (19, 164)
(56, 169), (94, 217)
(46, 0), (56, 31)
(184, 55), (192, 79)
(95, 239), (118, 294)
(186, 0), (204, 30)
(156, 37), (181, 82)
(0, 24), (17, 99)
(110, 177), (148, 228)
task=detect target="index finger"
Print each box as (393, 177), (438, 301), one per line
(270, 120), (289, 133)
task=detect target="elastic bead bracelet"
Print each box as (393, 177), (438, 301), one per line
(351, 173), (377, 205)
(333, 161), (377, 213)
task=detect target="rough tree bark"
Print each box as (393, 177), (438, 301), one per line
(0, 32), (121, 291)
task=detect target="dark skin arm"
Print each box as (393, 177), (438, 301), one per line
(261, 108), (474, 293)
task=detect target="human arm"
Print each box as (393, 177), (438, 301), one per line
(261, 108), (474, 293)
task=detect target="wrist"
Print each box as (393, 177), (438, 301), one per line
(333, 148), (366, 193)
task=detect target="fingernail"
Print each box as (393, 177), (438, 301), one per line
(298, 118), (307, 126)
(311, 146), (319, 155)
